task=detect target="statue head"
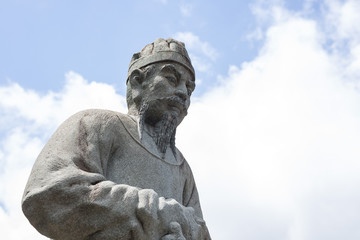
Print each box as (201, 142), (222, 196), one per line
(126, 38), (195, 127)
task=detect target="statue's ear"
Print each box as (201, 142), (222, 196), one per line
(129, 69), (145, 105)
(129, 69), (144, 88)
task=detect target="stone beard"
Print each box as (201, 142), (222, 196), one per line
(138, 95), (188, 157)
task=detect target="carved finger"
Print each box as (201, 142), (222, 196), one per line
(161, 222), (186, 240)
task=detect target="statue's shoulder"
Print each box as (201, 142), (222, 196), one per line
(71, 108), (125, 118)
(69, 109), (127, 120)
(62, 109), (129, 130)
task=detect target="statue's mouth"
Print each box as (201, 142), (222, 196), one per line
(163, 96), (187, 115)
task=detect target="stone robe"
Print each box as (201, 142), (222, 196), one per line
(22, 109), (204, 240)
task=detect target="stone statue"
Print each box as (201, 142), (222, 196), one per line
(22, 38), (211, 240)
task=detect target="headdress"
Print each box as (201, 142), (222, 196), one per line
(128, 38), (195, 80)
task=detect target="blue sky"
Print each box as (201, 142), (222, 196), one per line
(0, 0), (305, 95)
(1, 0), (360, 239)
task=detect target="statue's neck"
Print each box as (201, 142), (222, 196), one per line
(129, 112), (177, 159)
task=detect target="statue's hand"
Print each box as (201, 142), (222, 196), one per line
(136, 189), (162, 239)
(161, 222), (186, 240)
(136, 189), (211, 239)
(158, 198), (211, 240)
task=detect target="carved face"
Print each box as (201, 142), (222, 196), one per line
(140, 62), (195, 126)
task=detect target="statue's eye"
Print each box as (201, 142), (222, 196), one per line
(186, 81), (195, 96)
(166, 76), (177, 85)
(187, 87), (193, 96)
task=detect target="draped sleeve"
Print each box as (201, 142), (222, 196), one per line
(22, 110), (146, 239)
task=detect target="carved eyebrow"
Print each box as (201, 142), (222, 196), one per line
(187, 79), (195, 89)
(160, 64), (181, 80)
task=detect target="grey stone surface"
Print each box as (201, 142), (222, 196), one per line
(22, 38), (211, 240)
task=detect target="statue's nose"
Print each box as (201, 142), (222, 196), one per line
(175, 89), (187, 102)
(175, 81), (189, 101)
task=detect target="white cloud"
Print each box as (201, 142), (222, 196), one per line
(180, 3), (193, 17)
(177, 2), (360, 240)
(174, 32), (218, 61)
(246, 27), (264, 41)
(0, 72), (126, 132)
(0, 73), (126, 240)
(322, 0), (360, 81)
(250, 0), (288, 26)
(173, 32), (219, 74)
(154, 0), (168, 4)
(0, 128), (45, 239)
(324, 0), (360, 42)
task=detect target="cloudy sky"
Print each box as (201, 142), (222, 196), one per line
(1, 0), (360, 239)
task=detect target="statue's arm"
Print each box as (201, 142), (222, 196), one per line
(181, 161), (212, 239)
(22, 110), (150, 239)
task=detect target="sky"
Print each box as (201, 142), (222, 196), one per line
(1, 0), (360, 239)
